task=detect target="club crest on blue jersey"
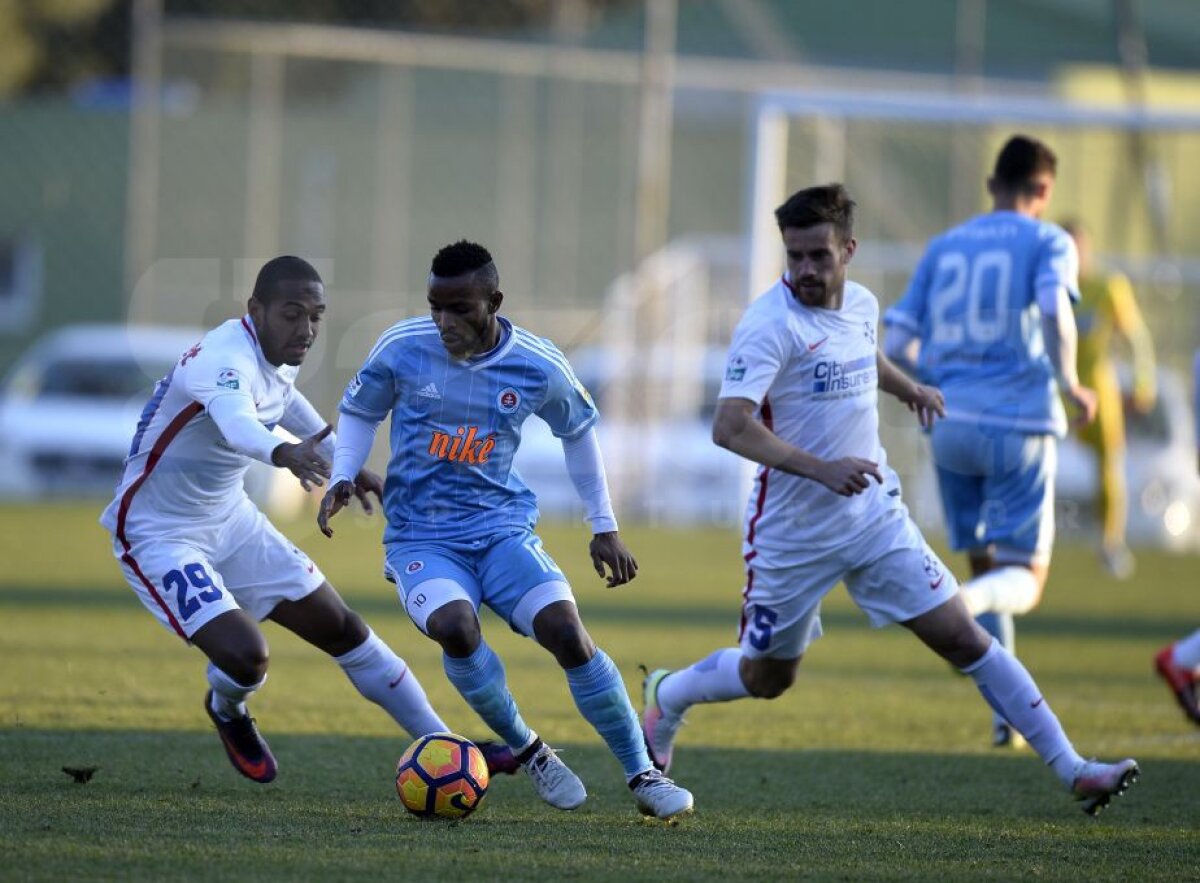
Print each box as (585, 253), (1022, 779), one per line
(406, 560), (424, 574)
(497, 387), (521, 413)
(217, 368), (240, 390)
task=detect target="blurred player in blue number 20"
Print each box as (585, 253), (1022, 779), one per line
(101, 256), (517, 784)
(883, 135), (1097, 749)
(639, 184), (1136, 815)
(318, 241), (693, 821)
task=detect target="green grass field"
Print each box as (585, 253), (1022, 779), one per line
(1, 502), (1197, 882)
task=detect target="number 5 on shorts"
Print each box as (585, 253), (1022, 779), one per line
(747, 605), (778, 652)
(163, 563), (223, 622)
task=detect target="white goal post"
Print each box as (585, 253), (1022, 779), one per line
(746, 86), (1200, 300)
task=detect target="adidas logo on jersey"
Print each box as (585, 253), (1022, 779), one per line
(417, 382), (442, 399)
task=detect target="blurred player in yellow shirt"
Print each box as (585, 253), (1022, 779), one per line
(1062, 221), (1156, 579)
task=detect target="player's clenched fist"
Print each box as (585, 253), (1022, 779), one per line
(812, 457), (883, 497)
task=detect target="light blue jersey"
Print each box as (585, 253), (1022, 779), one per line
(339, 316), (596, 545)
(885, 211), (1079, 437)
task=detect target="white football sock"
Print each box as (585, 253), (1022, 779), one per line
(336, 630), (448, 739)
(962, 640), (1084, 787)
(658, 647), (751, 717)
(206, 662), (264, 721)
(1172, 629), (1200, 671)
(960, 566), (1040, 617)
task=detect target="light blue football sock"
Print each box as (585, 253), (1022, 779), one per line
(565, 649), (652, 780)
(442, 643), (533, 752)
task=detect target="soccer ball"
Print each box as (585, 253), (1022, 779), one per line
(395, 732), (489, 819)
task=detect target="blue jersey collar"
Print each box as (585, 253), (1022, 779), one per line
(463, 317), (516, 371)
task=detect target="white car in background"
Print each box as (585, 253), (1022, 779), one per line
(0, 324), (303, 516)
(1056, 365), (1200, 551)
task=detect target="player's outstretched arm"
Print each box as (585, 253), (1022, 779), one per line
(271, 425), (333, 492)
(318, 410), (381, 538)
(876, 350), (945, 428)
(712, 397), (881, 496)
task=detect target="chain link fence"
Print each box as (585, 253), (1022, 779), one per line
(2, 0), (1199, 533)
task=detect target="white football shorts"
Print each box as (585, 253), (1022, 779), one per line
(739, 509), (958, 659)
(112, 498), (326, 641)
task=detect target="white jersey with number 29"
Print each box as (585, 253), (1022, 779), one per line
(100, 317), (301, 543)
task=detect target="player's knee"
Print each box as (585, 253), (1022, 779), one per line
(219, 643), (270, 686)
(316, 608), (370, 657)
(425, 605), (481, 657)
(546, 628), (595, 669)
(335, 609), (370, 650)
(532, 603), (595, 667)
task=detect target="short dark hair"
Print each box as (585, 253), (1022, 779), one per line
(431, 240), (499, 291)
(775, 184), (856, 242)
(252, 256), (322, 303)
(992, 135), (1057, 193)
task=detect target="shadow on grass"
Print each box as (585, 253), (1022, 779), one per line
(2, 729), (1197, 881)
(3, 727), (1197, 820)
(0, 583), (1190, 641)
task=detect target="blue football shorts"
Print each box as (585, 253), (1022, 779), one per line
(384, 529), (575, 636)
(929, 420), (1056, 565)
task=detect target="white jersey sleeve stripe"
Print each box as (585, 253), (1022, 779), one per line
(114, 401), (204, 552)
(365, 322), (436, 362)
(365, 323), (439, 363)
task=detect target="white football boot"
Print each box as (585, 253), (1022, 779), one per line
(641, 668), (684, 774)
(1071, 758), (1139, 815)
(523, 741), (587, 810)
(629, 768), (694, 820)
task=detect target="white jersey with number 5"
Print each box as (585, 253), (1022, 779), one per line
(100, 317), (298, 544)
(719, 278), (903, 569)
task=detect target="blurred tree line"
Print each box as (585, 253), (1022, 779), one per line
(0, 0), (634, 97)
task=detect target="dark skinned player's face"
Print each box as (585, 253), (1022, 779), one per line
(247, 279), (326, 367)
(781, 222), (856, 309)
(428, 274), (503, 360)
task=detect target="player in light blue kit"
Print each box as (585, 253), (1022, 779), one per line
(317, 241), (693, 820)
(884, 135), (1098, 748)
